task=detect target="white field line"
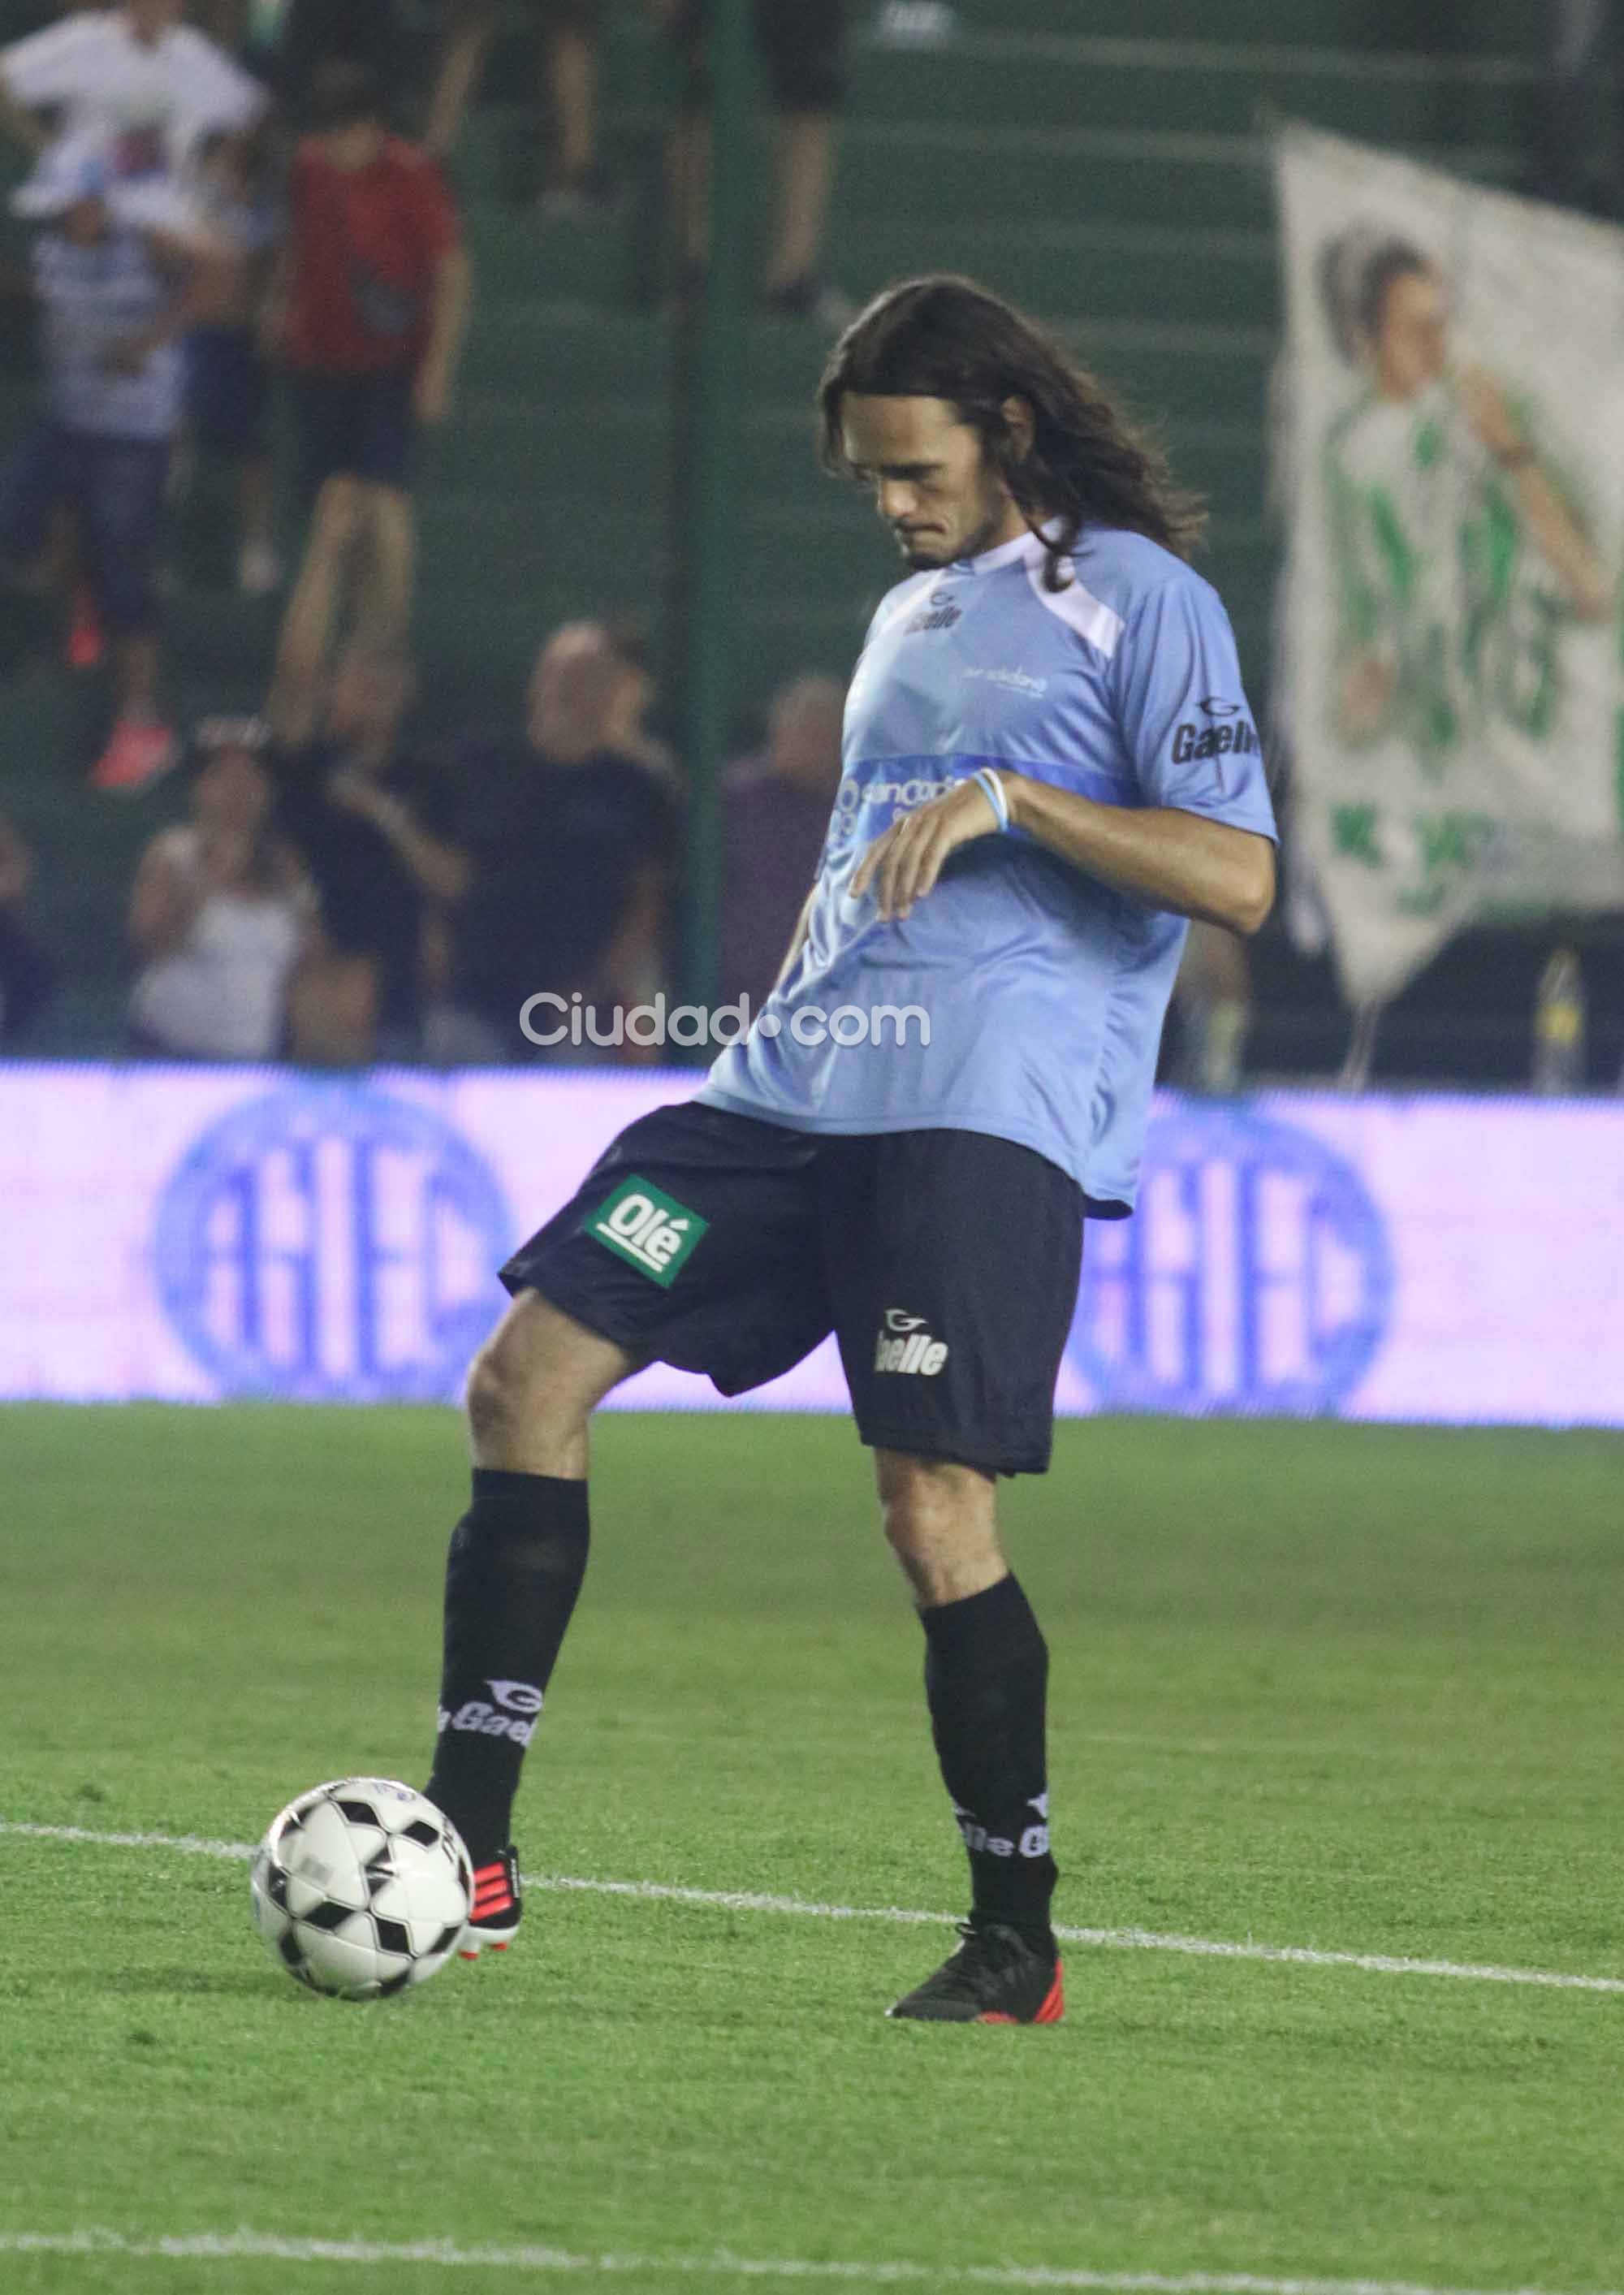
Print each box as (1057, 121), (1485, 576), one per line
(3, 1820), (1622, 1998)
(0, 2236), (1616, 2295)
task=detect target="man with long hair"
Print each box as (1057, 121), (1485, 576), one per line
(419, 275), (1277, 2021)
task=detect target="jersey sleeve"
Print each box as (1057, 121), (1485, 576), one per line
(1111, 576), (1277, 840)
(1, 19), (90, 108)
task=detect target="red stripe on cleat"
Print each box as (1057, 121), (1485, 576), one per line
(1033, 1962), (1065, 2023)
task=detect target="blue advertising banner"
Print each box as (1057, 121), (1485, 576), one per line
(0, 1066), (1618, 1422)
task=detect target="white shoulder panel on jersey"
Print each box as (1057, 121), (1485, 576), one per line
(1025, 559), (1125, 660)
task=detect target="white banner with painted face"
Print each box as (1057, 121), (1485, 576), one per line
(1275, 123), (1624, 1005)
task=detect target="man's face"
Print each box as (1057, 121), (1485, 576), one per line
(840, 393), (1024, 570)
(1374, 269), (1447, 401)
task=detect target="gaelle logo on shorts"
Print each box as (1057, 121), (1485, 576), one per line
(875, 1307), (948, 1376)
(584, 1176), (709, 1288)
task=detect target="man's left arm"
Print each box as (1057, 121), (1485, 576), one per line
(853, 573), (1276, 934)
(1013, 577), (1277, 931)
(1003, 780), (1273, 936)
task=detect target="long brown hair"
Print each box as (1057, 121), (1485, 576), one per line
(817, 274), (1206, 590)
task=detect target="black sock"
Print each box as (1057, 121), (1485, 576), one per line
(920, 1573), (1057, 1949)
(424, 1468), (589, 1865)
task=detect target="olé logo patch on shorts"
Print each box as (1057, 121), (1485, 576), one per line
(584, 1177), (708, 1287)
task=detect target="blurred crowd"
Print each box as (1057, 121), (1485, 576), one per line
(0, 0), (853, 1062)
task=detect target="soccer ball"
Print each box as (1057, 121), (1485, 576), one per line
(249, 1779), (473, 2000)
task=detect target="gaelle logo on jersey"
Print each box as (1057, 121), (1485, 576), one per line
(1172, 711), (1260, 763)
(904, 588), (963, 635)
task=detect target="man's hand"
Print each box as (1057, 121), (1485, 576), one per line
(849, 774), (1006, 922)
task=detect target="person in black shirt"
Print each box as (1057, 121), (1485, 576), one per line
(447, 620), (679, 1062)
(274, 644), (469, 1061)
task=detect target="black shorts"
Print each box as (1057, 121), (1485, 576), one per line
(672, 0), (846, 114)
(188, 326), (271, 458)
(500, 1102), (1083, 1477)
(292, 372), (416, 495)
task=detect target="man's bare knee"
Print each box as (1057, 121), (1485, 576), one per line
(311, 475), (365, 548)
(875, 1450), (1004, 1609)
(464, 1292), (635, 1475)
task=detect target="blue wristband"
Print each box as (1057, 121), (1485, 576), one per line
(972, 767), (1010, 833)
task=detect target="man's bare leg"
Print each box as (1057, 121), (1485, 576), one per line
(353, 482), (416, 657)
(271, 474), (365, 738)
(425, 0), (499, 158)
(764, 108), (836, 295)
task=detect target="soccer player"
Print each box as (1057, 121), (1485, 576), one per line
(424, 275), (1277, 2021)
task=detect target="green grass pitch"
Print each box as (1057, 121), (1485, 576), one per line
(2, 1405), (1622, 2294)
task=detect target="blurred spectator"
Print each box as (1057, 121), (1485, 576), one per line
(1170, 921), (1250, 1095)
(425, 0), (616, 211)
(719, 671), (841, 1007)
(185, 123), (282, 593)
(0, 815), (56, 1044)
(127, 715), (309, 1057)
(266, 60), (470, 737)
(0, 1), (266, 171)
(595, 613), (681, 793)
(274, 644), (470, 1063)
(0, 136), (222, 790)
(275, 0), (408, 133)
(438, 620), (680, 1061)
(656, 0), (851, 320)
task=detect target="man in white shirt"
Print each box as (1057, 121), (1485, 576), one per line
(0, 0), (266, 172)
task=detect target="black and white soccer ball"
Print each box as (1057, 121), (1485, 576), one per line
(249, 1779), (473, 2000)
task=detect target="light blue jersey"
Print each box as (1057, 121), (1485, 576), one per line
(700, 523), (1276, 1212)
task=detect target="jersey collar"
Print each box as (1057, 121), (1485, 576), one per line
(949, 519), (1065, 576)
